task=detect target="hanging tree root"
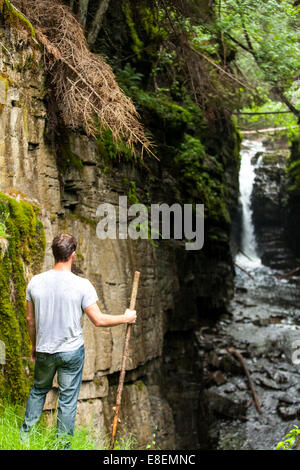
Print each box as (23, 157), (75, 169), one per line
(226, 347), (262, 415)
(10, 0), (156, 160)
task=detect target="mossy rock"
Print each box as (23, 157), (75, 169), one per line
(173, 133), (231, 226)
(286, 135), (300, 192)
(0, 192), (45, 403)
(262, 152), (289, 165)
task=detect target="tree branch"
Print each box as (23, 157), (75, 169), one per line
(225, 32), (255, 55)
(235, 0), (260, 67)
(241, 23), (259, 65)
(78, 0), (89, 29)
(189, 45), (252, 91)
(274, 87), (300, 122)
(87, 0), (110, 47)
(234, 111), (292, 115)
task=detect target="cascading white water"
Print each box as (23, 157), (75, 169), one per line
(235, 139), (265, 269)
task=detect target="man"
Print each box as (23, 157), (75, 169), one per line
(20, 233), (136, 447)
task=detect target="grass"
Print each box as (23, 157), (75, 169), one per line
(0, 400), (138, 450)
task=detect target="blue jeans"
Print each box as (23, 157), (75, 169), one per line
(20, 344), (85, 441)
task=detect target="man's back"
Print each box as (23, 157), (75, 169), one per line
(26, 269), (98, 354)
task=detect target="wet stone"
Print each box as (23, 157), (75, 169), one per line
(255, 376), (290, 390)
(222, 383), (236, 393)
(203, 342), (214, 352)
(277, 393), (300, 405)
(204, 388), (248, 419)
(210, 370), (227, 385)
(207, 351), (220, 369)
(219, 353), (243, 375)
(236, 379), (248, 391)
(273, 371), (289, 384)
(253, 318), (269, 327)
(277, 404), (299, 420)
(251, 151), (264, 165)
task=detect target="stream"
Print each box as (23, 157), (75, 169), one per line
(197, 139), (300, 450)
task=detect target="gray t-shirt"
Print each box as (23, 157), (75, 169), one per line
(26, 269), (98, 353)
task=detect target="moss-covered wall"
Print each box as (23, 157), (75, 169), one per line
(0, 192), (45, 402)
(286, 135), (300, 192)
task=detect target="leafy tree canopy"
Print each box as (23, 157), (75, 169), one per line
(213, 0), (300, 120)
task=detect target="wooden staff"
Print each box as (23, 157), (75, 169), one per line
(110, 271), (140, 450)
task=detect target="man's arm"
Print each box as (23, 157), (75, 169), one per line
(26, 300), (36, 362)
(84, 303), (136, 327)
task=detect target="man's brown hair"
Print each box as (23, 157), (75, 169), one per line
(51, 233), (77, 263)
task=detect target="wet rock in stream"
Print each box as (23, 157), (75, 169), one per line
(255, 376), (289, 391)
(277, 404), (300, 420)
(196, 265), (300, 449)
(251, 147), (300, 271)
(202, 388), (249, 419)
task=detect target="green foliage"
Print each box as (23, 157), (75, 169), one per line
(115, 10), (241, 232)
(239, 99), (298, 139)
(118, 0), (299, 130)
(0, 399), (137, 450)
(0, 399), (152, 450)
(169, 12), (220, 57)
(137, 90), (193, 129)
(215, 0), (300, 84)
(0, 193), (45, 402)
(122, 1), (144, 59)
(112, 431), (138, 451)
(174, 134), (231, 225)
(276, 425), (300, 450)
(97, 129), (134, 163)
(231, 115), (242, 163)
(117, 64), (203, 138)
(116, 61), (234, 227)
(214, 0), (300, 116)
(116, 63), (144, 95)
(0, 210), (9, 239)
(145, 427), (159, 450)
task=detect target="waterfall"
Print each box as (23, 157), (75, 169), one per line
(236, 139), (264, 269)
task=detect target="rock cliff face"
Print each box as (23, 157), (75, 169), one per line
(284, 135), (300, 259)
(251, 137), (298, 270)
(0, 10), (240, 449)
